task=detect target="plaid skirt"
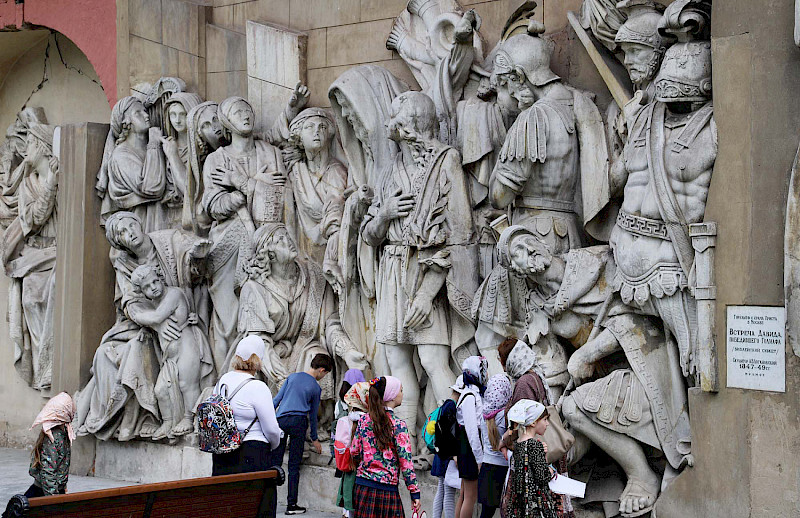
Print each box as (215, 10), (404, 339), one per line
(354, 482), (405, 518)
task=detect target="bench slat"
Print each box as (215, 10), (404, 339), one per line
(26, 470), (278, 507)
(19, 469), (281, 518)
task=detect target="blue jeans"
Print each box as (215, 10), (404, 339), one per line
(272, 414), (308, 506)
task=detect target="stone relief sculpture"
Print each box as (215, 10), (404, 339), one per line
(201, 96), (287, 371)
(488, 23), (610, 253)
(69, 10), (721, 512)
(96, 96), (170, 232)
(0, 108), (48, 229)
(361, 91), (479, 443)
(75, 211), (211, 441)
(283, 108), (347, 290)
(1, 121), (58, 391)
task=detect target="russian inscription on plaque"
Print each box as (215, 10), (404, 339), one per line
(726, 305), (786, 392)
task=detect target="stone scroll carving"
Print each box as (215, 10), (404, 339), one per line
(66, 4), (724, 512)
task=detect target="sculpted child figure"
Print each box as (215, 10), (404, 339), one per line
(129, 264), (214, 440)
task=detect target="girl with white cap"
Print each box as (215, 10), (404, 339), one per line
(211, 335), (282, 476)
(503, 399), (558, 518)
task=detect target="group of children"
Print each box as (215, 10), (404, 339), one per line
(333, 338), (567, 518)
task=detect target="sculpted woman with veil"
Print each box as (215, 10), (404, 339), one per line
(328, 65), (408, 370)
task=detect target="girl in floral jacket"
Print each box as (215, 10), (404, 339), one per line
(26, 393), (76, 497)
(350, 376), (421, 518)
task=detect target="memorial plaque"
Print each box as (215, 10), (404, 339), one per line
(726, 306), (786, 392)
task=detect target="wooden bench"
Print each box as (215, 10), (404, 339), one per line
(2, 467), (285, 518)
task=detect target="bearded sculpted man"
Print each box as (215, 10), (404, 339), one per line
(75, 211), (211, 441)
(1, 123), (59, 390)
(201, 96), (287, 371)
(608, 16), (715, 382)
(361, 91), (479, 439)
(607, 1), (674, 156)
(489, 23), (609, 254)
(96, 96), (171, 232)
(328, 65), (410, 372)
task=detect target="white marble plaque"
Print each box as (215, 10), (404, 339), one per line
(726, 306), (786, 392)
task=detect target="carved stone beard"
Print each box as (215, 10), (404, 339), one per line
(633, 49), (663, 88)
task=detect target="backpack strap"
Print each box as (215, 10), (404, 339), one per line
(224, 377), (260, 442)
(222, 376), (257, 400)
(456, 392), (476, 408)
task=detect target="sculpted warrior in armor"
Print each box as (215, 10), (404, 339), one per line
(1, 123), (59, 390)
(361, 91), (479, 441)
(608, 1), (674, 153)
(201, 96), (287, 371)
(608, 7), (714, 381)
(489, 23), (609, 254)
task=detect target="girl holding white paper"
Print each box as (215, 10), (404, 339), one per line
(502, 399), (558, 518)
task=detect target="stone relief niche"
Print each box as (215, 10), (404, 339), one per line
(67, 0), (724, 514)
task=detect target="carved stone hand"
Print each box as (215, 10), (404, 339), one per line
(379, 188), (415, 220)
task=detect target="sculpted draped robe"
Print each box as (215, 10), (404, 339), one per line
(102, 143), (169, 232)
(237, 259), (343, 398)
(286, 158), (347, 270)
(201, 140), (287, 370)
(75, 230), (209, 441)
(363, 144), (479, 351)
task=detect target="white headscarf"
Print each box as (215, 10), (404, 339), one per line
(507, 399), (546, 427)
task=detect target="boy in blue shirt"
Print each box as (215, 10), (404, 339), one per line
(271, 353), (333, 515)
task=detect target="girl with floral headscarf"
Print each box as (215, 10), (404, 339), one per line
(455, 356), (488, 518)
(25, 393), (76, 497)
(336, 379), (369, 517)
(477, 374), (513, 518)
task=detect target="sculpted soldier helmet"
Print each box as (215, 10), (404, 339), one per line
(653, 41), (712, 103)
(492, 22), (560, 87)
(614, 1), (667, 50)
(654, 0), (712, 103)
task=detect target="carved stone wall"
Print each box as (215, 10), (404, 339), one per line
(0, 29), (111, 447)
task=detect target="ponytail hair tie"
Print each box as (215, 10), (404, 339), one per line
(369, 377), (382, 386)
